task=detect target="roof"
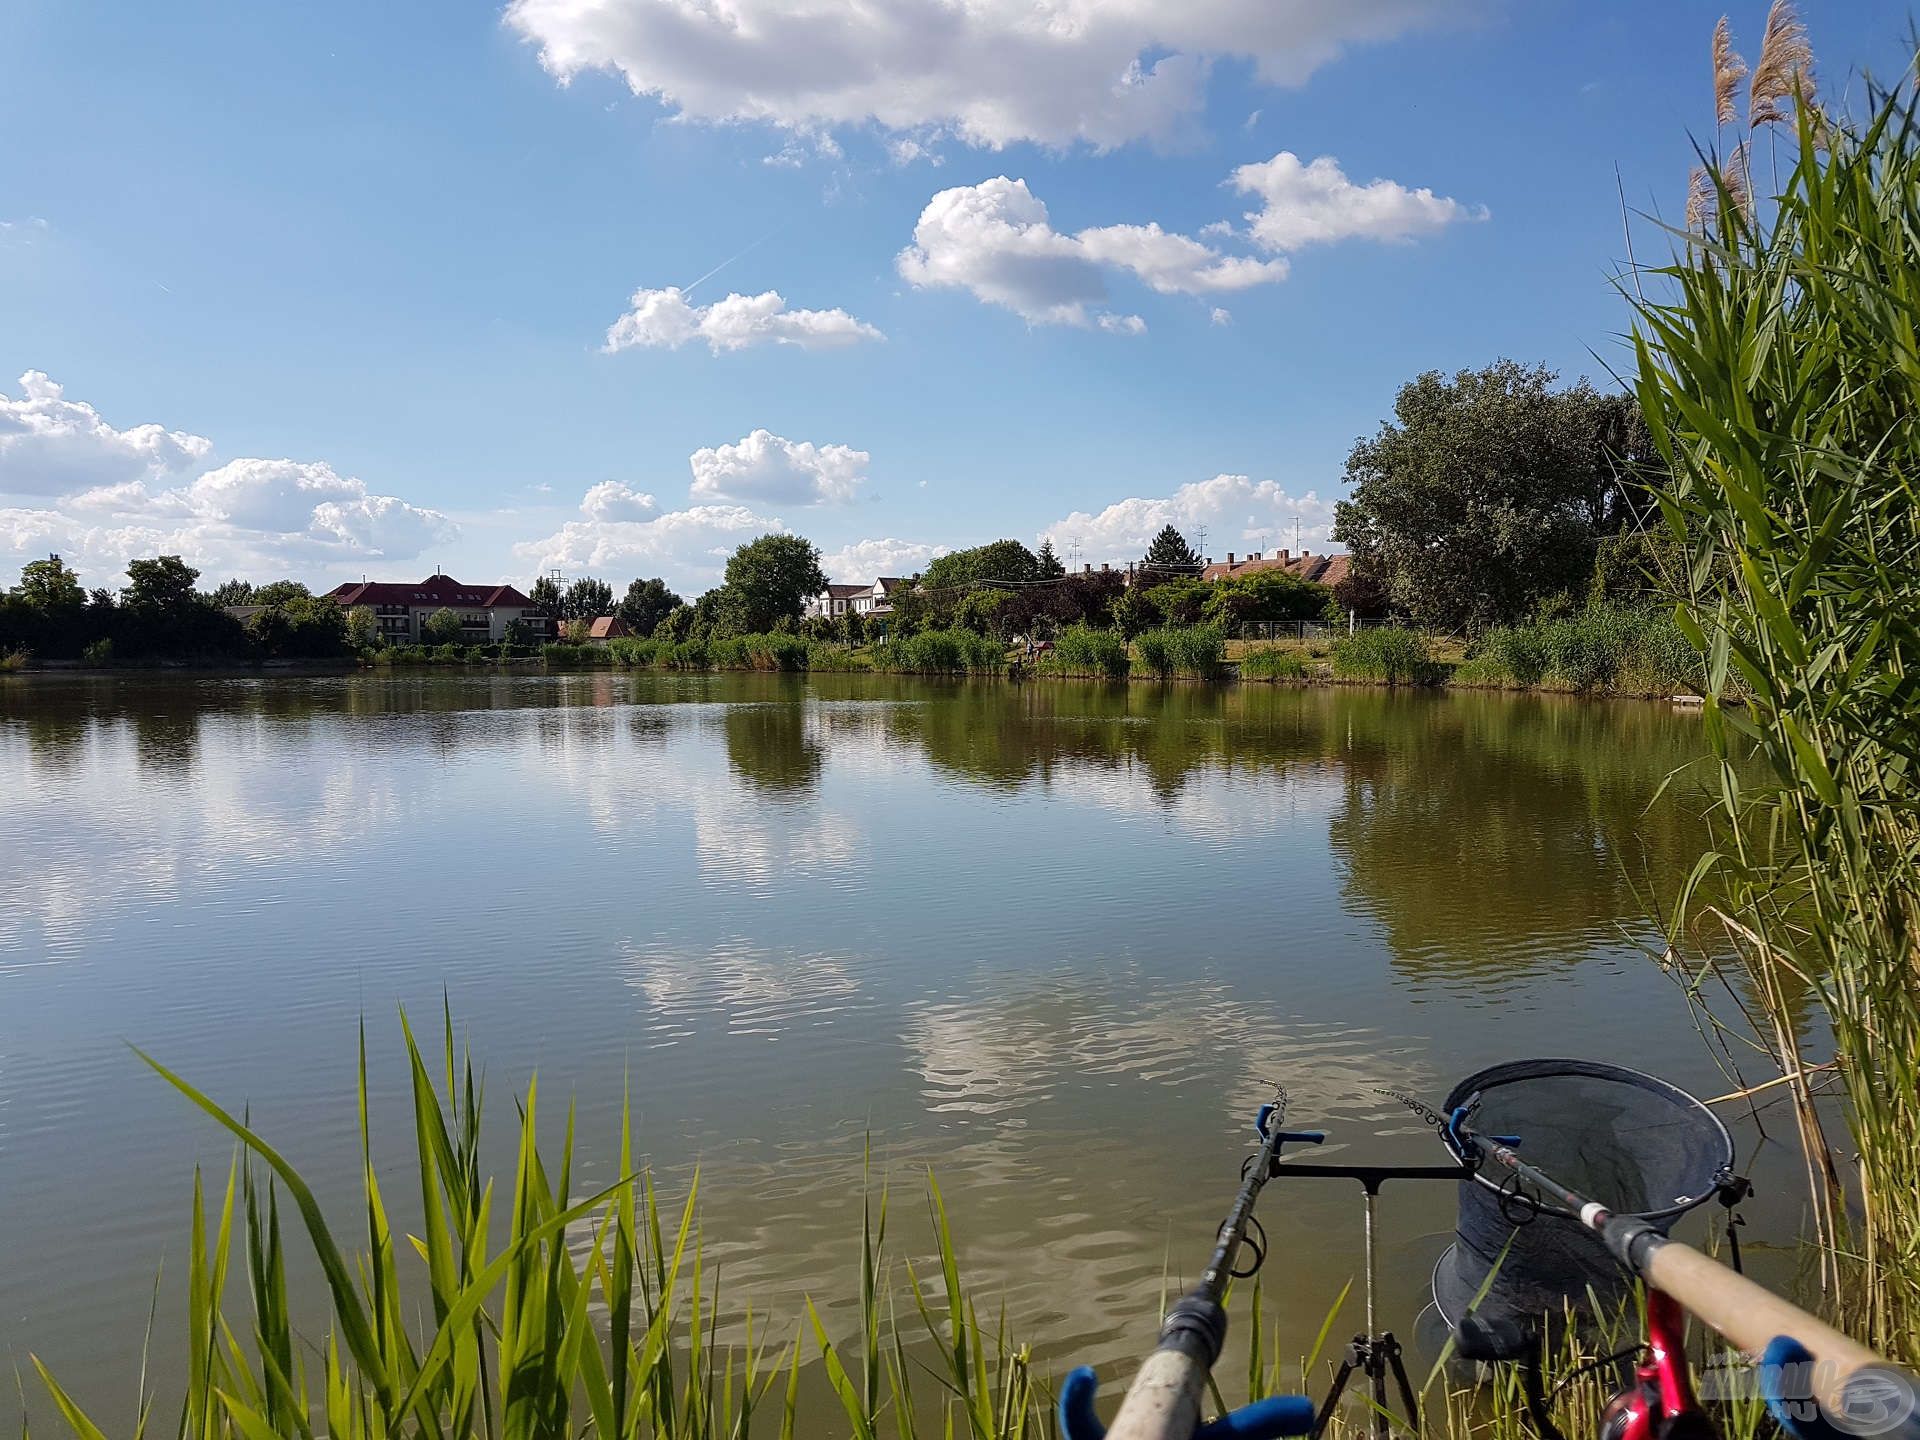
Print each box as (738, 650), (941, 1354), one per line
(823, 583), (870, 599)
(587, 615), (629, 639)
(1199, 551), (1351, 588)
(326, 574), (537, 609)
(874, 576), (908, 591)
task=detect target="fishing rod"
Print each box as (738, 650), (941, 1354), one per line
(1438, 1096), (1920, 1440)
(1059, 1092), (1326, 1440)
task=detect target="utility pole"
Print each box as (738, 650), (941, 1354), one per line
(1191, 523), (1210, 567)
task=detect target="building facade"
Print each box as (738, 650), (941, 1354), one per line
(324, 574), (553, 644)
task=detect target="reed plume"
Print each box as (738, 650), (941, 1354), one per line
(1685, 166), (1715, 230)
(1724, 141), (1752, 219)
(1714, 17), (1747, 126)
(1749, 0), (1814, 127)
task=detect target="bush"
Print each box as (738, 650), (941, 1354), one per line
(806, 642), (869, 672)
(1, 648), (29, 673)
(1040, 625), (1131, 679)
(542, 642), (610, 668)
(1237, 645), (1309, 680)
(607, 637), (668, 669)
(1135, 625), (1226, 680)
(705, 633), (808, 671)
(1330, 627), (1436, 685)
(884, 627), (1006, 674)
(1459, 607), (1695, 694)
(81, 637), (115, 667)
(1481, 624), (1549, 686)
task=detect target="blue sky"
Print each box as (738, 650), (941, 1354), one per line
(1, 0), (1909, 596)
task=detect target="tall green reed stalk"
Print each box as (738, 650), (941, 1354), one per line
(1633, 73), (1920, 1357)
(28, 1010), (1057, 1440)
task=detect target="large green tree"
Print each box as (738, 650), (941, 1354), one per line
(123, 556), (204, 618)
(718, 534), (826, 634)
(562, 577), (614, 621)
(616, 577), (683, 636)
(1035, 538), (1066, 579)
(1332, 360), (1659, 631)
(1140, 525), (1202, 579)
(527, 575), (564, 616)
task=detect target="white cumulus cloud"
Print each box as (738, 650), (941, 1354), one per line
(1039, 474), (1337, 568)
(581, 480), (660, 522)
(820, 538), (949, 581)
(0, 374), (456, 587)
(603, 286), (884, 355)
(504, 0), (1442, 150)
(896, 177), (1285, 330)
(1229, 151), (1485, 251)
(0, 370), (212, 497)
(515, 498), (783, 593)
(688, 429), (867, 506)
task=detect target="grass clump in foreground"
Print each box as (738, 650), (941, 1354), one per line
(1634, 72), (1920, 1357)
(30, 1011), (1055, 1440)
(1329, 628), (1437, 685)
(26, 1014), (1789, 1440)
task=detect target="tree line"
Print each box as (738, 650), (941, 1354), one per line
(3, 357), (1667, 665)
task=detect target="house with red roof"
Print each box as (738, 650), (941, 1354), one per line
(324, 573), (553, 645)
(1198, 549), (1352, 589)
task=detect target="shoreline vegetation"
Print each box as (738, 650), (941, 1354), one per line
(5, 606), (1705, 700)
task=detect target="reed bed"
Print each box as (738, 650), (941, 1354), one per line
(1329, 629), (1437, 686)
(1635, 62), (1920, 1357)
(26, 1015), (1793, 1440)
(1134, 626), (1227, 681)
(1036, 625), (1131, 680)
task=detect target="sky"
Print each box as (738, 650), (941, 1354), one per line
(0, 0), (1911, 599)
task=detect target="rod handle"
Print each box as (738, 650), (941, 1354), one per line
(1636, 1237), (1917, 1432)
(1103, 1348), (1211, 1440)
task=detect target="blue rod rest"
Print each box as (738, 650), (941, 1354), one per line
(1253, 1105), (1326, 1145)
(1059, 1368), (1316, 1440)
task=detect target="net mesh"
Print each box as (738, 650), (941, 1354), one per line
(1430, 1059), (1733, 1357)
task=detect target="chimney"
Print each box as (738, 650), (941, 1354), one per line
(1251, 552), (1261, 562)
(1101, 562), (1110, 572)
(1083, 563), (1091, 574)
(1227, 552), (1236, 566)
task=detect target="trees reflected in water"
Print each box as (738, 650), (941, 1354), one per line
(2, 673), (1713, 978)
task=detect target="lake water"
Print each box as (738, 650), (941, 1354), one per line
(0, 673), (1802, 1420)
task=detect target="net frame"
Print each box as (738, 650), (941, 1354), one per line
(1430, 1058), (1735, 1348)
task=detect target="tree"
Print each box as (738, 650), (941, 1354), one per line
(656, 604), (697, 642)
(502, 618), (534, 647)
(210, 578), (256, 608)
(253, 580), (311, 607)
(562, 617), (591, 644)
(345, 606), (378, 648)
(1142, 578), (1209, 626)
(1035, 538), (1066, 579)
(1111, 586), (1157, 640)
(562, 576), (614, 622)
(123, 556), (203, 617)
(1141, 525), (1202, 580)
(528, 575), (563, 617)
(422, 607), (464, 644)
(1201, 570), (1328, 630)
(719, 534), (827, 634)
(922, 540), (1038, 595)
(15, 556), (86, 614)
(885, 582), (930, 639)
(248, 594), (349, 658)
(1332, 360), (1659, 631)
(617, 577), (682, 636)
(837, 609), (867, 645)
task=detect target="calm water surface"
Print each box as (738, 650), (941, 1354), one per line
(0, 674), (1797, 1417)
